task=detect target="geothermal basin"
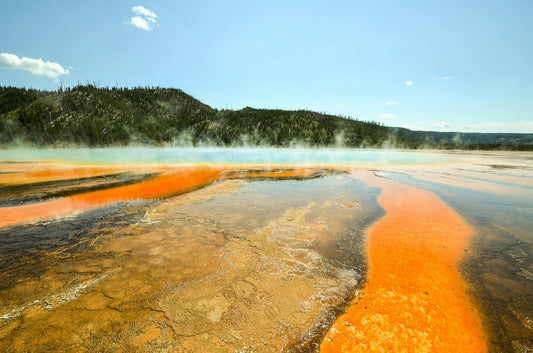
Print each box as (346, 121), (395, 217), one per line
(0, 148), (532, 352)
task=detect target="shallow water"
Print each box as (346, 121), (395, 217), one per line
(0, 148), (531, 352)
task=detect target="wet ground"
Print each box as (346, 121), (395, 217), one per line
(368, 152), (533, 352)
(321, 170), (487, 352)
(0, 162), (382, 352)
(0, 150), (532, 352)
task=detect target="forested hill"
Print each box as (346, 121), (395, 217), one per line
(1, 85), (532, 150)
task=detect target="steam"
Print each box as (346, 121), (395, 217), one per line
(0, 147), (456, 166)
(0, 129), (413, 151)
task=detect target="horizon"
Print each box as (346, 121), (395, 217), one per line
(1, 1), (532, 134)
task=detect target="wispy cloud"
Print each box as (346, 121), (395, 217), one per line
(433, 121), (452, 129)
(0, 53), (69, 78)
(128, 5), (157, 31)
(464, 120), (533, 133)
(133, 5), (156, 19)
(441, 76), (451, 80)
(380, 114), (396, 119)
(130, 16), (151, 30)
(385, 101), (397, 106)
(405, 80), (413, 86)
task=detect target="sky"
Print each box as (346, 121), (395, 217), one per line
(1, 0), (532, 133)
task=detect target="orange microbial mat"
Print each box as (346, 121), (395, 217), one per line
(2, 153), (531, 352)
(0, 164), (318, 228)
(320, 170), (487, 352)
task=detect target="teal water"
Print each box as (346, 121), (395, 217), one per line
(0, 147), (455, 165)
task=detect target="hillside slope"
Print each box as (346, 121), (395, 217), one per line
(1, 86), (532, 150)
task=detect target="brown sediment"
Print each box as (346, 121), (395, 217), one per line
(464, 227), (533, 352)
(320, 170), (488, 352)
(1, 156), (531, 352)
(0, 170), (373, 352)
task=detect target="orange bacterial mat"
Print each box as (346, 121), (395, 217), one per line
(0, 165), (318, 228)
(320, 170), (487, 352)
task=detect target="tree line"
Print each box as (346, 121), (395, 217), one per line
(1, 85), (532, 150)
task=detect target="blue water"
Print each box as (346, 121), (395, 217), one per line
(0, 147), (456, 165)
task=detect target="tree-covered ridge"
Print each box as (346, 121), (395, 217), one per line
(1, 85), (532, 150)
(0, 85), (214, 146)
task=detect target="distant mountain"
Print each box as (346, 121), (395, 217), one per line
(1, 85), (532, 150)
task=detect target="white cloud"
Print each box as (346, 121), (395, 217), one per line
(441, 76), (451, 80)
(380, 114), (396, 119)
(130, 16), (151, 30)
(132, 5), (156, 19)
(128, 5), (157, 30)
(433, 121), (452, 129)
(405, 80), (413, 86)
(0, 53), (69, 78)
(463, 120), (533, 133)
(385, 101), (397, 106)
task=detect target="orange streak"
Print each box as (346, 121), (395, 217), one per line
(0, 166), (317, 228)
(0, 166), (132, 185)
(0, 167), (223, 228)
(320, 171), (487, 352)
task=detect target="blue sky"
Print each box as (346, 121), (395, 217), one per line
(1, 0), (532, 133)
